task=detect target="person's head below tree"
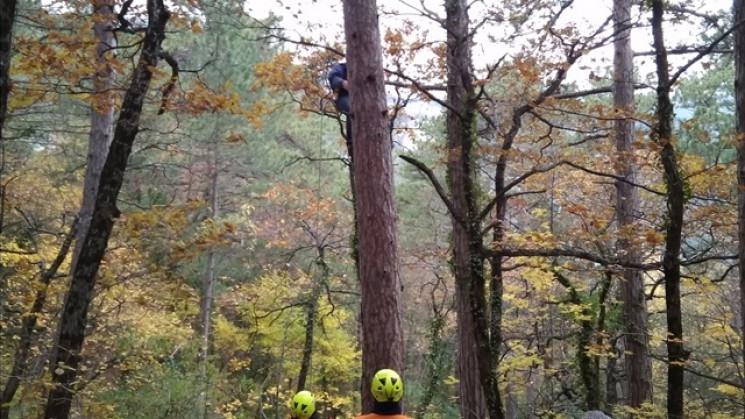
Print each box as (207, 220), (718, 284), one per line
(290, 390), (318, 419)
(355, 369), (412, 418)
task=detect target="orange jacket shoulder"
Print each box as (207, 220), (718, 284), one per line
(354, 415), (412, 419)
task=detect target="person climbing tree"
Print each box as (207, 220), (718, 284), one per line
(290, 390), (319, 419)
(328, 61), (352, 155)
(354, 369), (413, 418)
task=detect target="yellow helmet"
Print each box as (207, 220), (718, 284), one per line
(371, 369), (404, 403)
(290, 390), (316, 419)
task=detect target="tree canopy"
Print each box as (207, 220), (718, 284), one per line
(1, 0), (744, 418)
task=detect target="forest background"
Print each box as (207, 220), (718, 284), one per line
(1, 0), (744, 418)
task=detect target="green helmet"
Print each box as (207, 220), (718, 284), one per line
(290, 390), (316, 419)
(371, 369), (404, 403)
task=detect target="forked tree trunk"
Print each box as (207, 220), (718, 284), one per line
(651, 1), (686, 417)
(341, 0), (403, 411)
(43, 1), (171, 417)
(613, 0), (653, 409)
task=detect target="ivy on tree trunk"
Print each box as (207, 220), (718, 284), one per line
(651, 1), (687, 417)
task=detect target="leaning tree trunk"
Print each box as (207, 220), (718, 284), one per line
(651, 1), (686, 417)
(0, 222), (77, 419)
(2, 3), (115, 416)
(341, 0), (404, 411)
(613, 0), (653, 409)
(734, 0), (745, 415)
(43, 1), (171, 417)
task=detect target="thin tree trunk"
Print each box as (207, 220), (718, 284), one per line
(651, 1), (686, 417)
(596, 271), (612, 414)
(553, 270), (600, 410)
(415, 293), (448, 418)
(0, 221), (77, 419)
(605, 343), (619, 408)
(71, 0), (116, 271)
(489, 183), (507, 418)
(341, 0), (403, 411)
(0, 0), (17, 312)
(297, 247), (328, 392)
(0, 0), (16, 143)
(613, 0), (653, 409)
(734, 0), (745, 416)
(198, 154), (219, 418)
(43, 2), (171, 417)
(296, 289), (318, 392)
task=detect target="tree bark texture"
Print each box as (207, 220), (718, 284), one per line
(0, 0), (15, 144)
(734, 0), (745, 414)
(71, 0), (116, 273)
(445, 0), (502, 417)
(613, 0), (654, 409)
(341, 0), (404, 412)
(490, 144), (507, 419)
(651, 1), (686, 417)
(43, 2), (171, 417)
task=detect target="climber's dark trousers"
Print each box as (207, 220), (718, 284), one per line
(335, 95), (352, 156)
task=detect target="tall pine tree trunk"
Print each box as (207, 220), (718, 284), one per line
(651, 1), (686, 417)
(613, 0), (653, 409)
(445, 0), (485, 414)
(44, 1), (171, 417)
(734, 0), (745, 415)
(341, 0), (403, 411)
